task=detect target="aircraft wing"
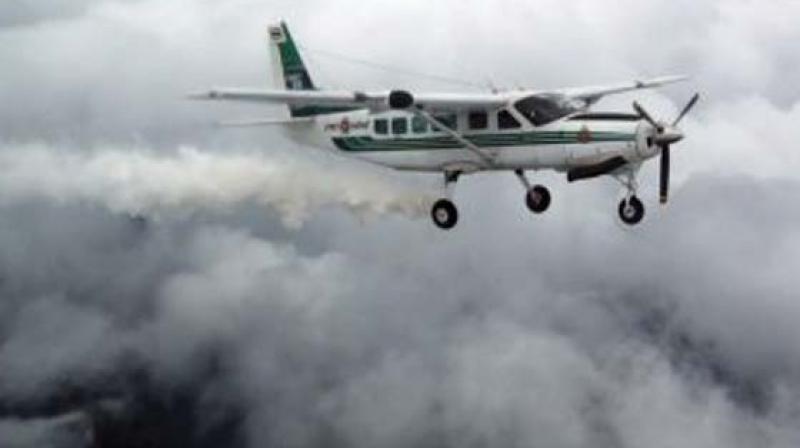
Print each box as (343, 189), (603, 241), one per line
(216, 117), (315, 127)
(556, 75), (689, 106)
(190, 75), (687, 113)
(189, 88), (511, 112)
(189, 88), (384, 108)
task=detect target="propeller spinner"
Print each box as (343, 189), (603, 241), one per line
(633, 93), (699, 204)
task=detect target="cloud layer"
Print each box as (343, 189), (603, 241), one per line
(0, 1), (799, 447)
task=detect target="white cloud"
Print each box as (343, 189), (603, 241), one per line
(1, 1), (800, 447)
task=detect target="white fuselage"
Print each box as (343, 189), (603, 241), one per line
(286, 107), (659, 173)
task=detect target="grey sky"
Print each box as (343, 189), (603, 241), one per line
(0, 1), (799, 447)
(0, 0), (99, 27)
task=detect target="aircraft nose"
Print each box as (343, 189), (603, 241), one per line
(654, 127), (684, 145)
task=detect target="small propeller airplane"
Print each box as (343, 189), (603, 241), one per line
(192, 21), (699, 229)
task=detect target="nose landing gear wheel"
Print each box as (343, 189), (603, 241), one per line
(618, 196), (645, 225)
(431, 199), (458, 230)
(525, 185), (551, 214)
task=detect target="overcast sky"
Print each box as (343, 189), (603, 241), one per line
(1, 1), (799, 447)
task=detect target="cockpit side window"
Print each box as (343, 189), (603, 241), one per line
(514, 95), (577, 127)
(497, 110), (521, 129)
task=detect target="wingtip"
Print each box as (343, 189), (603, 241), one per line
(635, 75), (691, 90)
(662, 74), (691, 84)
(186, 90), (219, 100)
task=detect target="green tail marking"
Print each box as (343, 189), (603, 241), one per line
(273, 22), (358, 118)
(275, 22), (315, 91)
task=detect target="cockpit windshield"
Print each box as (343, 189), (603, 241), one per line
(514, 94), (578, 127)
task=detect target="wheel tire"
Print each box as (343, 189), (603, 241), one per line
(431, 199), (458, 230)
(618, 196), (645, 225)
(525, 185), (551, 214)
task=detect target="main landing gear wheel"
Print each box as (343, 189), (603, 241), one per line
(618, 196), (645, 225)
(525, 185), (551, 214)
(431, 199), (458, 230)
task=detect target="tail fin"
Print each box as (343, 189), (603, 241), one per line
(268, 21), (316, 92)
(268, 22), (357, 118)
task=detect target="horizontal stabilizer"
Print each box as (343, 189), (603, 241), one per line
(216, 117), (314, 127)
(567, 156), (628, 182)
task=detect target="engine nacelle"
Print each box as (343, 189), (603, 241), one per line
(631, 120), (661, 161)
(388, 90), (415, 109)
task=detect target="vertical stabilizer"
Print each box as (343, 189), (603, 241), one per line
(267, 22), (356, 117)
(268, 21), (316, 92)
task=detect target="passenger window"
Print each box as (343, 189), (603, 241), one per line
(468, 111), (488, 130)
(498, 110), (521, 129)
(374, 119), (388, 135)
(392, 117), (408, 135)
(412, 116), (428, 134)
(432, 113), (458, 132)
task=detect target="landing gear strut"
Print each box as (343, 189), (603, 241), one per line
(515, 170), (551, 214)
(428, 169), (554, 229)
(431, 171), (461, 230)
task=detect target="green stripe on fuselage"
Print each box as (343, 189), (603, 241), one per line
(332, 131), (635, 152)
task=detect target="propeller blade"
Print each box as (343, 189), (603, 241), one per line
(659, 145), (670, 204)
(633, 101), (660, 130)
(672, 93), (700, 127)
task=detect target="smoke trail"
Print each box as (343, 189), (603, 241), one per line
(0, 144), (433, 227)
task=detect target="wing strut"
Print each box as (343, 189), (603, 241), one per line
(412, 109), (496, 168)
